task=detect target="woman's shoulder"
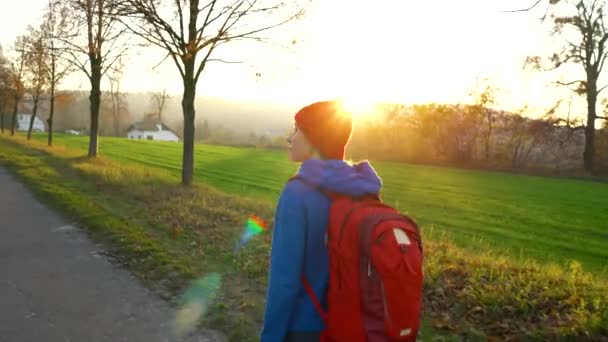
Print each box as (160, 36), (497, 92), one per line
(282, 177), (309, 195)
(279, 177), (323, 202)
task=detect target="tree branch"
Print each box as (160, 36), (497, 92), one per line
(122, 0), (183, 54)
(176, 0), (185, 42)
(224, 35), (293, 50)
(101, 46), (130, 76)
(152, 51), (172, 70)
(221, 0), (256, 34)
(198, 0), (222, 40)
(194, 41), (217, 83)
(120, 19), (166, 47)
(148, 0), (184, 51)
(202, 0), (235, 30)
(63, 47), (91, 80)
(555, 80), (585, 87)
(599, 47), (608, 74)
(100, 28), (129, 62)
(594, 33), (608, 70)
(206, 58), (241, 64)
(119, 15), (185, 78)
(55, 34), (89, 55)
(502, 0), (542, 13)
(219, 9), (303, 43)
(194, 0), (243, 82)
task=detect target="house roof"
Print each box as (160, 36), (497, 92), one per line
(127, 118), (177, 135)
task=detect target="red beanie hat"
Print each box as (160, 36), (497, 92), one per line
(294, 101), (352, 160)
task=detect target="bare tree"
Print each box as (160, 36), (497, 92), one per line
(24, 27), (49, 140)
(503, 112), (552, 170)
(376, 103), (407, 156)
(469, 83), (498, 161)
(525, 0), (608, 173)
(151, 88), (168, 122)
(9, 37), (28, 136)
(120, 0), (305, 185)
(44, 0), (74, 146)
(63, 0), (129, 157)
(543, 97), (586, 170)
(107, 59), (127, 136)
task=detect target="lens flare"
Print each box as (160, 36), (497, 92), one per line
(234, 215), (268, 253)
(173, 272), (222, 337)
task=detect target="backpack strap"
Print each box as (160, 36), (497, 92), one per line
(291, 174), (329, 323)
(289, 175), (380, 201)
(301, 275), (328, 324)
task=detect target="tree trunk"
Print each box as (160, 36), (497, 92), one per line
(11, 97), (19, 136)
(114, 110), (120, 136)
(0, 102), (4, 134)
(584, 84), (597, 173)
(485, 113), (493, 160)
(27, 93), (41, 140)
(88, 59), (102, 158)
(113, 94), (120, 137)
(48, 81), (55, 147)
(181, 64), (196, 186)
(110, 79), (120, 137)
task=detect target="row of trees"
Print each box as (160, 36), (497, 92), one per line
(347, 101), (608, 173)
(0, 0), (72, 146)
(1, 0), (303, 186)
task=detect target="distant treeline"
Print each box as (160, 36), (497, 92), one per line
(3, 91), (607, 175)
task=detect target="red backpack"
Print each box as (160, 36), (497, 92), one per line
(297, 178), (424, 342)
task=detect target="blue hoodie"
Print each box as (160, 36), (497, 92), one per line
(260, 159), (382, 342)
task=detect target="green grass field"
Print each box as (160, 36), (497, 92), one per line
(29, 134), (608, 275)
(3, 133), (607, 339)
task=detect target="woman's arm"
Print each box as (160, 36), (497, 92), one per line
(261, 183), (307, 342)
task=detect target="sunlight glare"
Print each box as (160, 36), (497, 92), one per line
(337, 97), (379, 120)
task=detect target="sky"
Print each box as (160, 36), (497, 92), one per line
(0, 0), (594, 118)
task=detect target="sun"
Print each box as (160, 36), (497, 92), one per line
(336, 96), (380, 120)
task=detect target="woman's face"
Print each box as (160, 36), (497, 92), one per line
(287, 125), (317, 162)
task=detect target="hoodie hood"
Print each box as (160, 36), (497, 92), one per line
(296, 159), (382, 197)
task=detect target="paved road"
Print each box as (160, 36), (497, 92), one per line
(0, 167), (224, 342)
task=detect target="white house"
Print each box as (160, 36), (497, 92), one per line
(127, 119), (179, 142)
(16, 114), (45, 132)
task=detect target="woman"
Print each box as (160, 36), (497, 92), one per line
(261, 101), (382, 342)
